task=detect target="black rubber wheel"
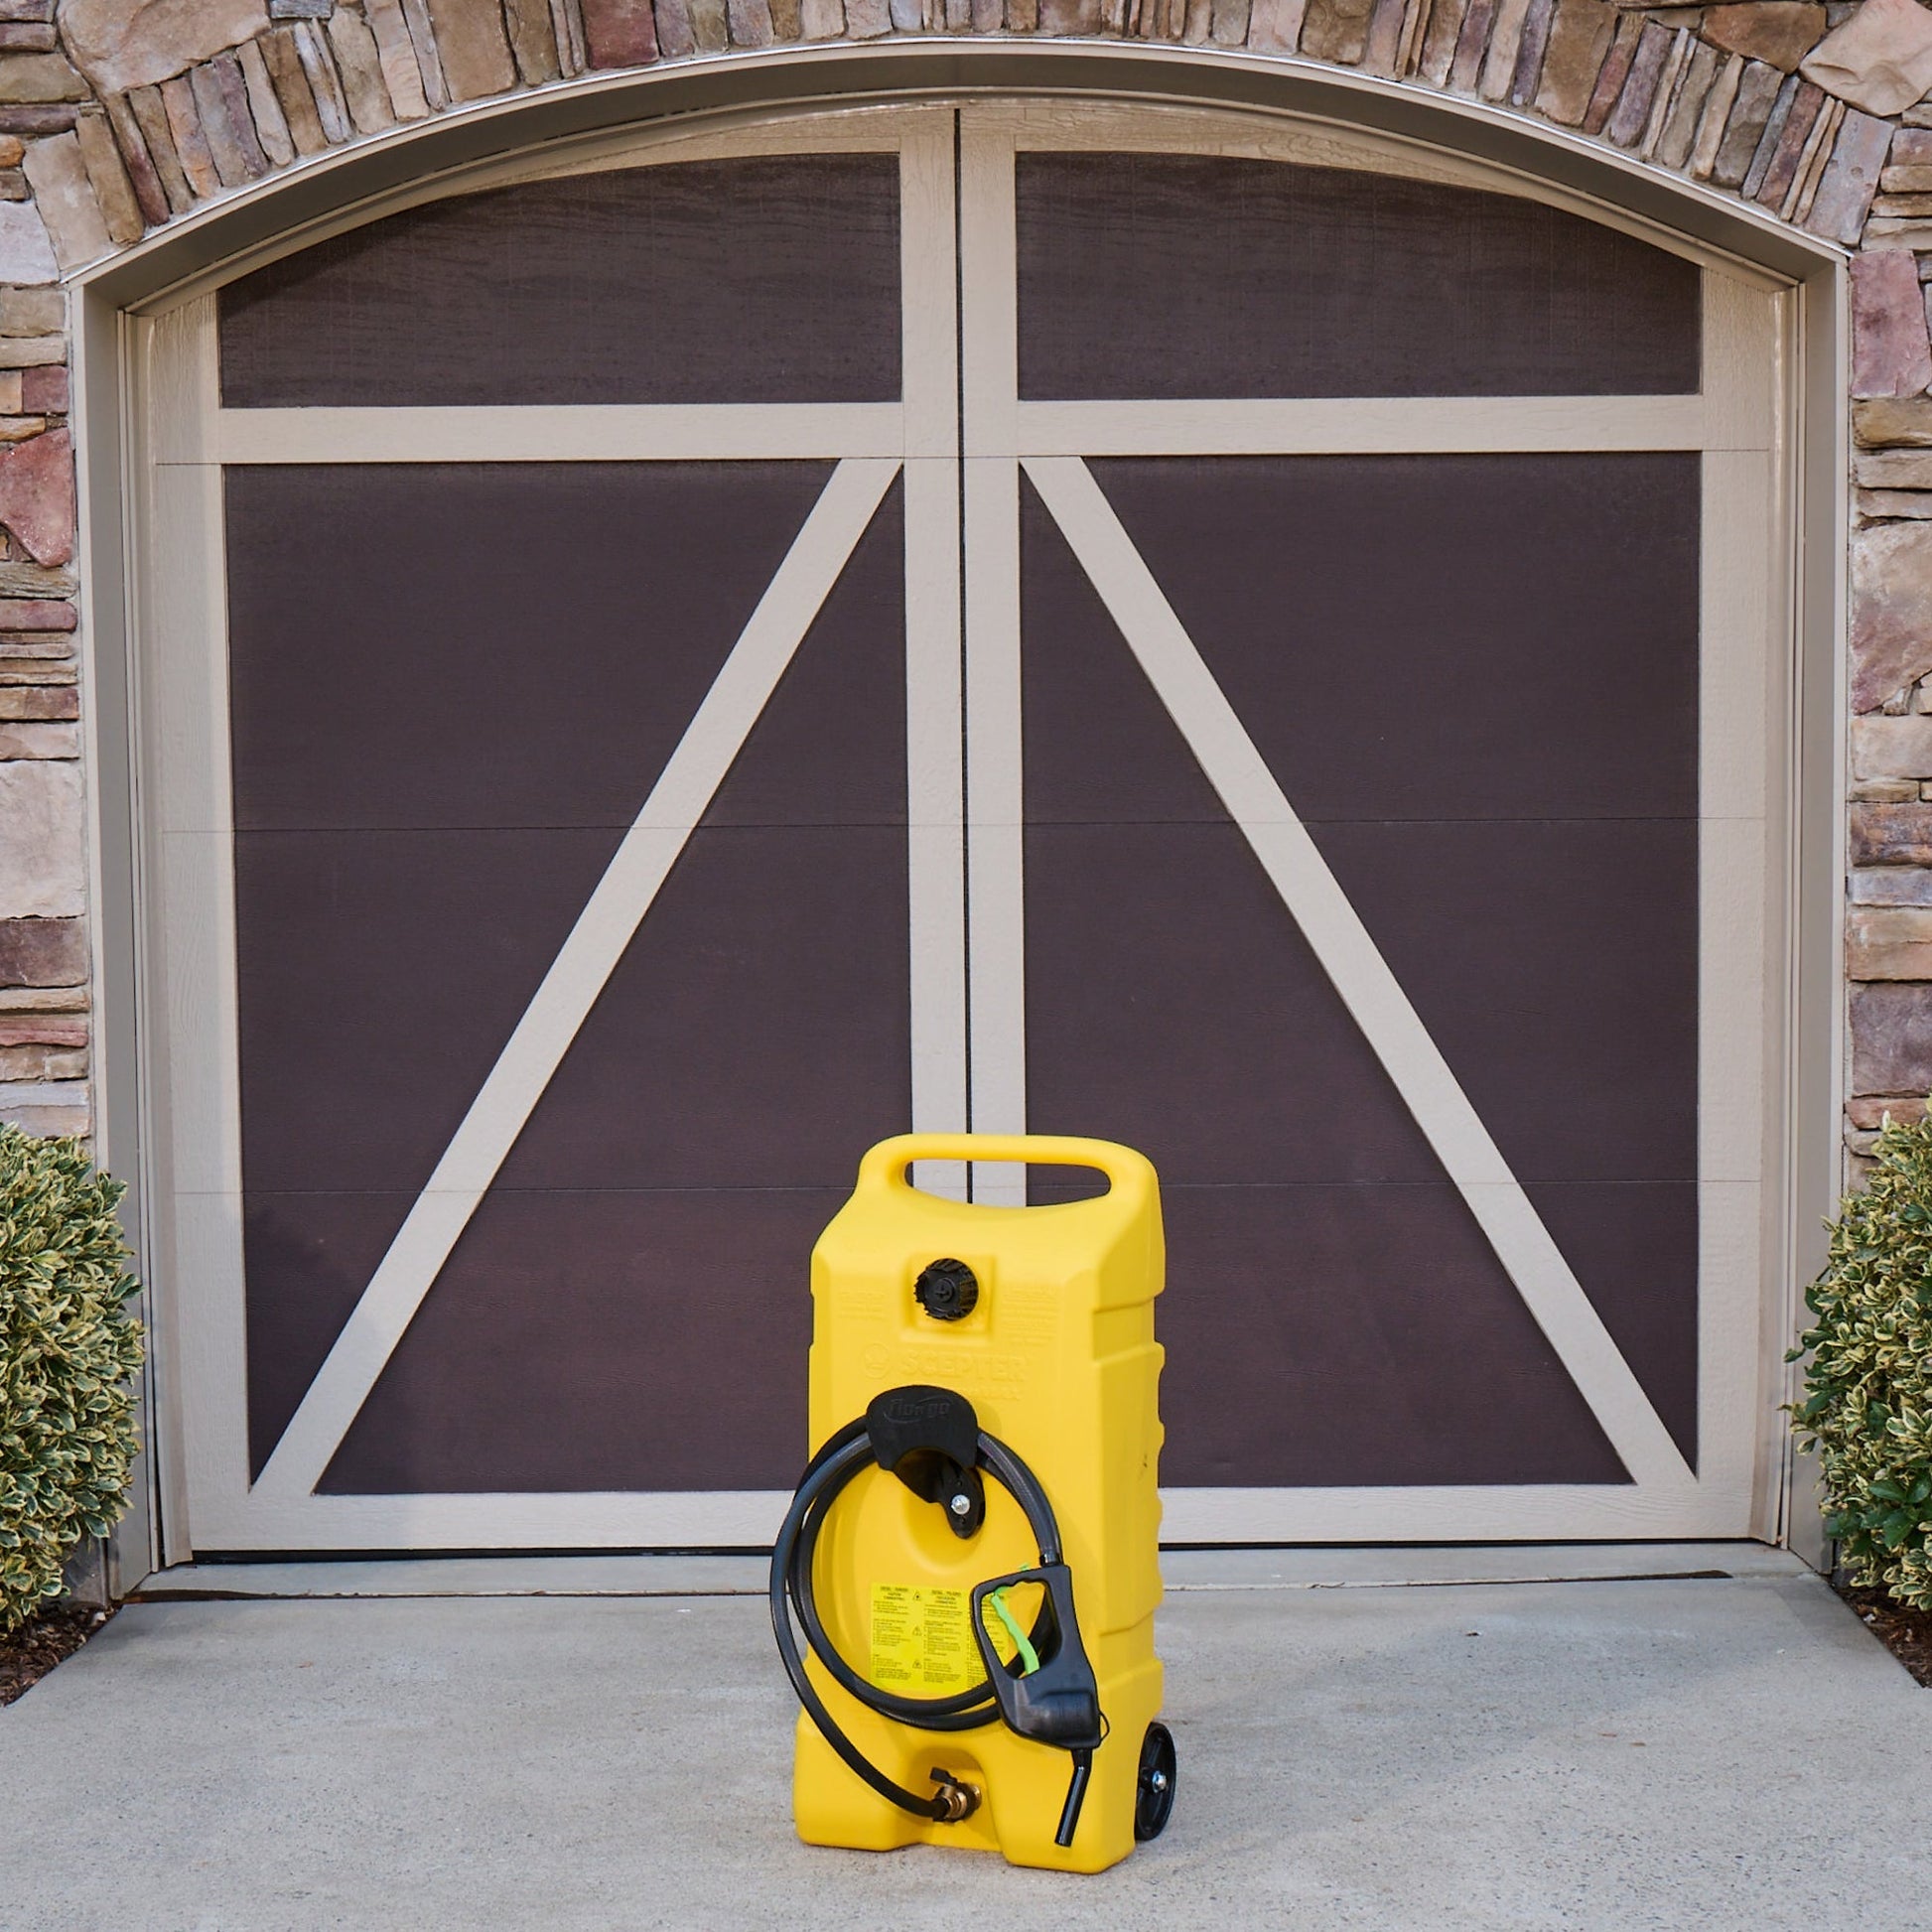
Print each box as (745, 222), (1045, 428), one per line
(1134, 1722), (1177, 1841)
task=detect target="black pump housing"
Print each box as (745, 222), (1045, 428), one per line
(865, 1384), (985, 1538)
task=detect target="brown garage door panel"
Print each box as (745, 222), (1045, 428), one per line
(487, 483), (910, 1187)
(1525, 1180), (1698, 1460)
(1305, 821), (1701, 1462)
(321, 1187), (842, 1493)
(1077, 456), (1700, 1449)
(216, 155), (903, 407)
(228, 461), (844, 1481)
(1016, 153), (1700, 400)
(236, 828), (627, 1479)
(1022, 852), (1694, 1469)
(1016, 474), (1698, 1178)
(224, 462), (836, 833)
(686, 475), (908, 832)
(1086, 454), (1701, 824)
(1024, 821), (1447, 1185)
(488, 479), (909, 1189)
(1308, 820), (1699, 1186)
(1018, 464), (1695, 1481)
(1153, 1185), (1627, 1487)
(494, 822), (913, 1191)
(1022, 817), (1631, 1486)
(236, 814), (915, 1481)
(1020, 481), (1227, 827)
(233, 829), (626, 1196)
(245, 1190), (417, 1481)
(247, 482), (909, 1494)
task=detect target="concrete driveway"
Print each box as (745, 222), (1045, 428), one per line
(1, 1544), (1925, 1930)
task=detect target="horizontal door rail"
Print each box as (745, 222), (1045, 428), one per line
(189, 402), (909, 465)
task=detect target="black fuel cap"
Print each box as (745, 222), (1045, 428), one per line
(913, 1257), (979, 1321)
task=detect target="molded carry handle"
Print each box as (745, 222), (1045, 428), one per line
(855, 1133), (1157, 1201)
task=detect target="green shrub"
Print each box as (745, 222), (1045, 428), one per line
(1792, 1104), (1932, 1610)
(0, 1125), (143, 1638)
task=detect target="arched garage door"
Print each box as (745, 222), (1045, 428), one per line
(142, 99), (1785, 1552)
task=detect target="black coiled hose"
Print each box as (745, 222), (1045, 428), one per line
(767, 1416), (1064, 1823)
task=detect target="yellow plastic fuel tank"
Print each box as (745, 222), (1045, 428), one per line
(791, 1131), (1166, 1873)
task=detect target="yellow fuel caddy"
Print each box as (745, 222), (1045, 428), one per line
(767, 1132), (1173, 1873)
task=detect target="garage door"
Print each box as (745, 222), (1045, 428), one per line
(143, 100), (1784, 1553)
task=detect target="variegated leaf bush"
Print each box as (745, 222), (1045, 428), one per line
(1793, 1104), (1932, 1610)
(0, 1124), (143, 1638)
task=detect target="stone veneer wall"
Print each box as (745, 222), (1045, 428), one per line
(0, 0), (1929, 1175)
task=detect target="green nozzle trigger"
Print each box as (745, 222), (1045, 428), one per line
(984, 1586), (1040, 1677)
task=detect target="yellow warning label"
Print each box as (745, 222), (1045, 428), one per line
(869, 1584), (1026, 1696)
(869, 1585), (978, 1696)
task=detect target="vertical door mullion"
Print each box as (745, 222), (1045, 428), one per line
(900, 111), (970, 1200)
(959, 111), (1029, 1205)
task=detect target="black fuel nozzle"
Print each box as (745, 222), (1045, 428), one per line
(970, 1562), (1105, 1847)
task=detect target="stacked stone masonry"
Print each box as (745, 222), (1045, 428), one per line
(0, 0), (1926, 1173)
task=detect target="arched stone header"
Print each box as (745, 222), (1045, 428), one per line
(31, 0), (1910, 254)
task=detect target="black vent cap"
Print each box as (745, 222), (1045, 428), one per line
(914, 1257), (979, 1322)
